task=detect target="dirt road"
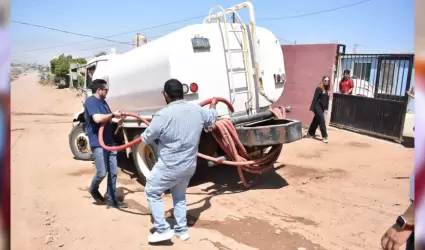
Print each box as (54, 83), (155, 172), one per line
(11, 73), (414, 250)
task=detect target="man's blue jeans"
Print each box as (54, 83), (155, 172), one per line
(89, 147), (118, 204)
(145, 166), (194, 234)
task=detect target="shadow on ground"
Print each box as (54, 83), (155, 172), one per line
(330, 126), (415, 149)
(144, 165), (289, 246)
(401, 136), (414, 148)
(116, 151), (289, 192)
(114, 151), (289, 245)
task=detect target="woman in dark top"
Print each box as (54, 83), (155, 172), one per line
(306, 75), (330, 143)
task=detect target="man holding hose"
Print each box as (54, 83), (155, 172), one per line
(141, 79), (218, 243)
(85, 79), (127, 209)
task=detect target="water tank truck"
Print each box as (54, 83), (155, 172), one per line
(68, 2), (302, 187)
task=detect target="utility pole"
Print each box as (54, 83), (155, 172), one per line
(353, 44), (358, 54)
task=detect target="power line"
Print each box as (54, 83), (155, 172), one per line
(12, 0), (372, 58)
(10, 20), (135, 46)
(12, 34), (295, 61)
(12, 43), (127, 61)
(12, 27), (182, 61)
(260, 0), (371, 20)
(278, 37), (295, 44)
(12, 30), (179, 61)
(11, 16), (204, 55)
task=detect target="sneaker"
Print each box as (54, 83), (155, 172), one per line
(106, 201), (128, 209)
(89, 190), (105, 203)
(174, 230), (190, 241)
(322, 137), (329, 143)
(304, 134), (314, 139)
(148, 229), (174, 243)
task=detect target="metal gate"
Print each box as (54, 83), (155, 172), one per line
(330, 45), (414, 141)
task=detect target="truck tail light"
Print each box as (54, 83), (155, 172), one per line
(274, 73), (286, 83)
(190, 83), (198, 93)
(276, 74), (281, 82)
(182, 84), (189, 94)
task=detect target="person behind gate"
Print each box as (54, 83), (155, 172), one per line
(140, 79), (218, 243)
(339, 69), (354, 94)
(306, 75), (330, 143)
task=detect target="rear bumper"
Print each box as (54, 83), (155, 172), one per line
(235, 117), (302, 147)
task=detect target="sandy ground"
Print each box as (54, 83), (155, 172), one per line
(11, 73), (414, 250)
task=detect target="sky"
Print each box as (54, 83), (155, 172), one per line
(10, 0), (414, 65)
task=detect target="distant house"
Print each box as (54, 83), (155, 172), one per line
(333, 53), (414, 99)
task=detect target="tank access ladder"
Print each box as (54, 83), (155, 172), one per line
(204, 3), (258, 114)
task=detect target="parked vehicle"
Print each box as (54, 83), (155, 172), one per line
(68, 1), (302, 185)
(333, 77), (389, 98)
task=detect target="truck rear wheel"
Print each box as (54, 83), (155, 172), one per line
(131, 135), (158, 186)
(69, 123), (92, 161)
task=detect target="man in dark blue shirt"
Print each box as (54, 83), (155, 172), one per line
(84, 79), (126, 209)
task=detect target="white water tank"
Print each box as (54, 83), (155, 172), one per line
(95, 24), (285, 117)
(132, 34), (147, 48)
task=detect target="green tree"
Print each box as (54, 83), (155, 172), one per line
(49, 54), (87, 78)
(50, 58), (58, 74)
(77, 74), (85, 86)
(74, 58), (87, 65)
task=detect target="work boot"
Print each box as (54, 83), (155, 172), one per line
(148, 229), (174, 243)
(89, 190), (105, 203)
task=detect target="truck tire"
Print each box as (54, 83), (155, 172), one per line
(131, 134), (158, 186)
(69, 123), (92, 161)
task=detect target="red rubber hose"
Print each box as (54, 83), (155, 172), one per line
(98, 97), (284, 188)
(98, 97), (232, 151)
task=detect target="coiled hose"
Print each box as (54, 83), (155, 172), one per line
(98, 97), (285, 188)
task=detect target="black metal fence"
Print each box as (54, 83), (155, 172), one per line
(330, 47), (414, 141)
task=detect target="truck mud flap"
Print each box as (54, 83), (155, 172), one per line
(235, 118), (302, 147)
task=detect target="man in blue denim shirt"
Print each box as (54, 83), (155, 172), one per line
(141, 79), (218, 243)
(84, 79), (126, 209)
